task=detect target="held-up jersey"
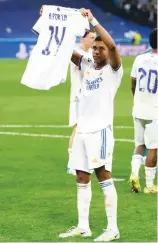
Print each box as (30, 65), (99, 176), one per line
(77, 57), (123, 133)
(70, 45), (93, 102)
(131, 53), (158, 120)
(21, 5), (89, 90)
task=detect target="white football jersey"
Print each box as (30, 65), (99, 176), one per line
(131, 53), (158, 119)
(21, 5), (89, 90)
(70, 45), (93, 102)
(77, 57), (123, 133)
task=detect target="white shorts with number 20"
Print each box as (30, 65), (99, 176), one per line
(134, 117), (158, 149)
(69, 98), (79, 127)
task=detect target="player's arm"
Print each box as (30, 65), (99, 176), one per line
(94, 24), (121, 70)
(131, 77), (136, 96)
(71, 51), (82, 68)
(32, 6), (43, 35)
(80, 8), (121, 70)
(131, 57), (137, 96)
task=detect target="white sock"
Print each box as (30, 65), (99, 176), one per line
(142, 156), (146, 165)
(67, 148), (76, 175)
(145, 166), (157, 188)
(131, 154), (143, 177)
(68, 148), (72, 165)
(99, 179), (118, 232)
(77, 182), (92, 232)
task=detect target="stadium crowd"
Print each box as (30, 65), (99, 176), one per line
(118, 0), (157, 21)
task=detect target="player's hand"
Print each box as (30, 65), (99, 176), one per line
(80, 8), (94, 22)
(40, 6), (43, 16)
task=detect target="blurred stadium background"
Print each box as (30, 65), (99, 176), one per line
(0, 0), (157, 242)
(0, 0), (157, 57)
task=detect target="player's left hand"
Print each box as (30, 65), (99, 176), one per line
(80, 8), (94, 22)
(40, 6), (43, 16)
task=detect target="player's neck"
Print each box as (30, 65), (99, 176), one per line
(95, 60), (108, 69)
(80, 43), (89, 52)
(150, 49), (158, 54)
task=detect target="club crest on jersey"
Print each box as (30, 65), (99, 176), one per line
(92, 158), (98, 163)
(86, 77), (103, 90)
(86, 70), (91, 76)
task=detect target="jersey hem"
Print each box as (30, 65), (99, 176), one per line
(133, 115), (157, 120)
(77, 124), (112, 134)
(32, 29), (39, 36)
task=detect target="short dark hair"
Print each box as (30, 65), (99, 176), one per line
(83, 28), (95, 38)
(149, 28), (157, 49)
(95, 36), (102, 41)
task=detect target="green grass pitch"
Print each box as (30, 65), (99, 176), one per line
(0, 57), (157, 242)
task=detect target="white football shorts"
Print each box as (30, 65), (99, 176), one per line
(134, 117), (158, 149)
(69, 98), (79, 127)
(68, 125), (114, 173)
(144, 119), (158, 149)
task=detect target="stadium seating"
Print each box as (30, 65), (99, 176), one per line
(0, 0), (151, 38)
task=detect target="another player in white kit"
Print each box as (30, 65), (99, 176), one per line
(68, 30), (96, 171)
(129, 28), (158, 193)
(59, 9), (123, 242)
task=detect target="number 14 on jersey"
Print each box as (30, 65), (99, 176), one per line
(42, 25), (66, 56)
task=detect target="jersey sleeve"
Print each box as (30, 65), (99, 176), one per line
(109, 64), (123, 91)
(131, 57), (138, 79)
(75, 14), (90, 37)
(79, 56), (93, 73)
(32, 17), (43, 36)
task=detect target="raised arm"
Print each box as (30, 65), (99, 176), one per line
(131, 57), (137, 96)
(131, 78), (136, 96)
(80, 8), (121, 70)
(93, 24), (121, 69)
(71, 51), (82, 67)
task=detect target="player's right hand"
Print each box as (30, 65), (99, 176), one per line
(80, 8), (94, 22)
